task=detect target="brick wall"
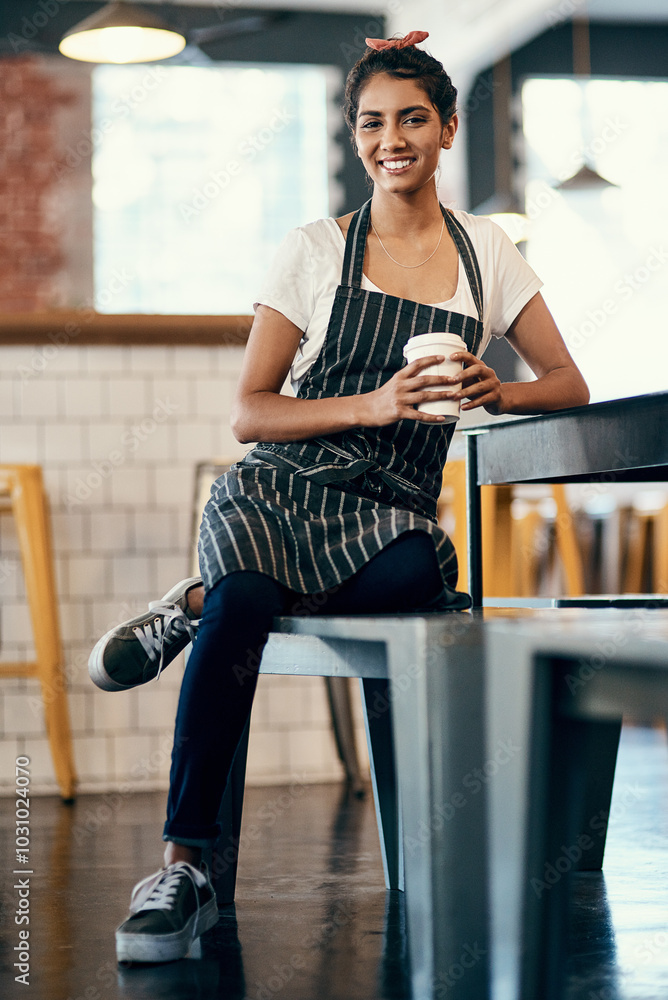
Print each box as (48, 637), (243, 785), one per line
(0, 55), (94, 312)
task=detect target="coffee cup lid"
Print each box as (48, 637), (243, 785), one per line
(403, 332), (466, 357)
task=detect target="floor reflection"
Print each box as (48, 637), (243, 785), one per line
(0, 725), (666, 1000)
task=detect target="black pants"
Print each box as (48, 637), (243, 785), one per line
(163, 530), (445, 846)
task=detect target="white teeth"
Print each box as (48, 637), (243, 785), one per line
(382, 159), (413, 170)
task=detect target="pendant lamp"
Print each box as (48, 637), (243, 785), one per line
(555, 18), (616, 191)
(59, 1), (186, 63)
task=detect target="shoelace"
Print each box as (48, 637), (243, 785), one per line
(132, 603), (200, 681)
(130, 862), (208, 916)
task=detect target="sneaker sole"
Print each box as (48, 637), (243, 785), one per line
(115, 897), (218, 964)
(88, 577), (202, 692)
(88, 626), (136, 692)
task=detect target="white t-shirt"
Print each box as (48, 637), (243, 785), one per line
(254, 209), (543, 394)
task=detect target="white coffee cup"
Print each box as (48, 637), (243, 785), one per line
(402, 332), (467, 421)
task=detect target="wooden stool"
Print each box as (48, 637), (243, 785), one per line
(0, 465), (76, 801)
(623, 497), (668, 594)
(439, 461), (585, 597)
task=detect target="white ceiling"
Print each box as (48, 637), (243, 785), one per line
(109, 0), (665, 208)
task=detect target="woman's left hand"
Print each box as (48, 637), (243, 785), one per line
(447, 350), (506, 415)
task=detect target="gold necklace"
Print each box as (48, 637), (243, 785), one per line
(370, 215), (445, 269)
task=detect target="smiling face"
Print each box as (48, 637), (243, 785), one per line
(354, 73), (457, 195)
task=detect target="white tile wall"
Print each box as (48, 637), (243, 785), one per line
(0, 344), (369, 796)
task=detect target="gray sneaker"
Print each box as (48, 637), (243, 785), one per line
(89, 577), (202, 692)
(116, 861), (218, 964)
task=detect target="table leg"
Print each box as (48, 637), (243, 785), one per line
(466, 434), (484, 608)
(520, 656), (594, 1000)
(574, 716), (622, 871)
(390, 621), (490, 999)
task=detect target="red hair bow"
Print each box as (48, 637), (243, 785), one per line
(365, 30), (429, 51)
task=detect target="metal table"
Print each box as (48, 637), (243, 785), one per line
(211, 609), (630, 1000)
(485, 608), (668, 1000)
(463, 391), (668, 607)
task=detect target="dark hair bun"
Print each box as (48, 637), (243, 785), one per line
(343, 45), (457, 137)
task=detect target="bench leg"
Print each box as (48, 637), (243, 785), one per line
(389, 623), (491, 1000)
(208, 720), (250, 906)
(325, 676), (366, 797)
(360, 678), (403, 891)
(575, 716), (622, 870)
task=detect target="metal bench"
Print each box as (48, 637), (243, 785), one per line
(205, 609), (625, 1000)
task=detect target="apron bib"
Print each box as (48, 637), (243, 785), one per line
(199, 200), (483, 606)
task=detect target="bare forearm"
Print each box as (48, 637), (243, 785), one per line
(231, 390), (365, 444)
(498, 366), (590, 415)
(232, 354), (464, 443)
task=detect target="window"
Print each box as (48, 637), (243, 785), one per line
(522, 78), (668, 402)
(92, 63), (337, 314)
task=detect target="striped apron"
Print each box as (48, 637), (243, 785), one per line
(199, 199), (484, 609)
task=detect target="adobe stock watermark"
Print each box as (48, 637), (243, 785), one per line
(248, 900), (354, 1000)
(338, 18), (384, 65)
(557, 115), (628, 185)
(635, 927), (668, 965)
(53, 67), (168, 180)
(508, 115), (629, 245)
(179, 108), (296, 223)
(546, 0), (588, 29)
(27, 601), (142, 718)
(563, 603), (663, 695)
(404, 737), (521, 856)
(566, 247), (668, 352)
(530, 782), (644, 898)
(578, 444), (641, 506)
(72, 734), (188, 845)
(63, 396), (179, 509)
(433, 940), (487, 997)
(5, 0), (72, 54)
(16, 268), (135, 381)
(230, 583), (350, 689)
(210, 777), (307, 878)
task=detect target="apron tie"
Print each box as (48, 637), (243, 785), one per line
(297, 436), (424, 501)
(251, 442), (423, 502)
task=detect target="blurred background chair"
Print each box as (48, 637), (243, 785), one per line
(0, 464), (76, 801)
(438, 459), (585, 598)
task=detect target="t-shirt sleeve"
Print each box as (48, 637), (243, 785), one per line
(253, 228), (314, 332)
(484, 220), (543, 338)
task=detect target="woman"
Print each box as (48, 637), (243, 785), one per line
(90, 32), (589, 964)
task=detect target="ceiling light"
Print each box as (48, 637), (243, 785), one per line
(554, 18), (617, 191)
(555, 163), (618, 192)
(59, 1), (186, 64)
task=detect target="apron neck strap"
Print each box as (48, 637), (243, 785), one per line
(441, 207), (484, 322)
(340, 199), (484, 324)
(341, 199), (372, 288)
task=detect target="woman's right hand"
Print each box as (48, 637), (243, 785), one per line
(359, 356), (454, 427)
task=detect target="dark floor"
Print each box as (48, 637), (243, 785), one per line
(1, 725), (667, 1000)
